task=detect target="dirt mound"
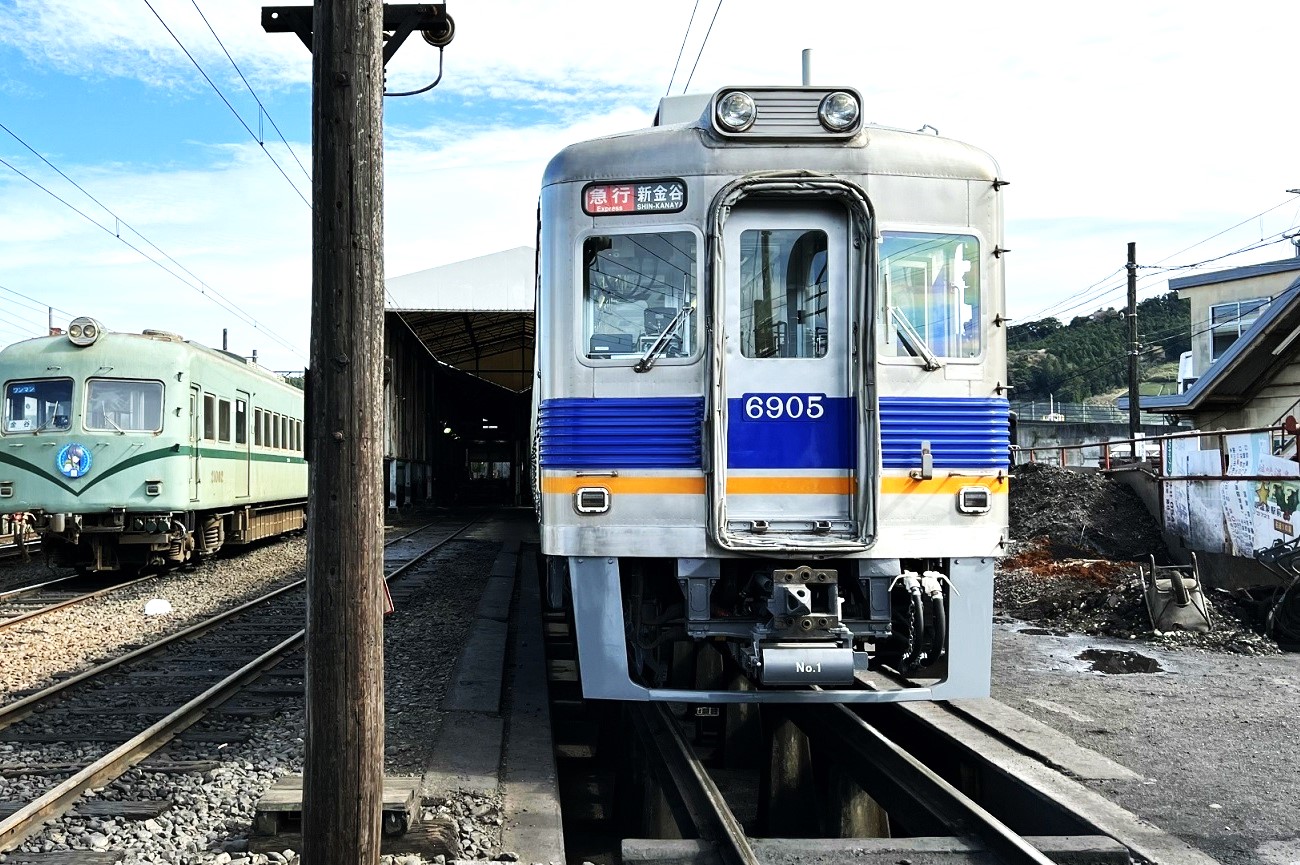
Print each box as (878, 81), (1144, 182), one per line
(1002, 464), (1279, 654)
(995, 554), (1280, 656)
(1010, 462), (1166, 561)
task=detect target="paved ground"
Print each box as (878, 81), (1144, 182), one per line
(990, 616), (1300, 865)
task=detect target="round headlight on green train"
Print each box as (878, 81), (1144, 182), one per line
(67, 316), (104, 347)
(818, 91), (860, 132)
(716, 91), (757, 132)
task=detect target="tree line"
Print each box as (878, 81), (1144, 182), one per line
(1007, 292), (1191, 402)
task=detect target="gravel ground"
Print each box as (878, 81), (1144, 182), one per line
(998, 463), (1300, 865)
(0, 512), (521, 865)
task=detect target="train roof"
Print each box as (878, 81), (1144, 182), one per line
(0, 329), (293, 388)
(543, 90), (1001, 189)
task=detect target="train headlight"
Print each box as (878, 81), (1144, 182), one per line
(716, 91), (757, 132)
(67, 316), (104, 347)
(818, 91), (860, 132)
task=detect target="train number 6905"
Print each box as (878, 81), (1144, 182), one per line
(742, 393), (826, 420)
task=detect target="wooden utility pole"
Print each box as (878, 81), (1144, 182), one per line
(1126, 241), (1141, 460)
(303, 0), (386, 861)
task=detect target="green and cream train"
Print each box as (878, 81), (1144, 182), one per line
(0, 318), (307, 571)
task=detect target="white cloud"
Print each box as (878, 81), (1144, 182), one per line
(1, 0), (1299, 370)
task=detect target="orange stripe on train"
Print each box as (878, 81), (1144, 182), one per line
(541, 474), (1007, 495)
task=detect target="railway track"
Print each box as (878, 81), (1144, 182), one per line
(0, 516), (477, 853)
(544, 602), (1134, 865)
(0, 572), (158, 631)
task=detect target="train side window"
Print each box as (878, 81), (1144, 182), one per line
(582, 231), (698, 362)
(880, 232), (982, 359)
(3, 378), (73, 434)
(281, 416), (288, 450)
(273, 414), (281, 449)
(235, 399), (247, 445)
(264, 412), (272, 448)
(202, 394), (215, 440)
(218, 399), (232, 443)
(295, 420), (302, 452)
(254, 408), (263, 446)
(86, 379), (165, 433)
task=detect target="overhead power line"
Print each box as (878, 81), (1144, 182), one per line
(143, 0), (310, 208)
(664, 0), (702, 96)
(1025, 194), (1300, 323)
(682, 0), (724, 93)
(190, 0), (310, 183)
(0, 141), (306, 361)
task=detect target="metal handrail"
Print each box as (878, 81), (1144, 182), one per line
(1013, 422), (1293, 473)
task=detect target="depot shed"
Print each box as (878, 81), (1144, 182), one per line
(383, 247), (535, 507)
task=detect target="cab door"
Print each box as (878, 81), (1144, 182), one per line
(715, 204), (858, 545)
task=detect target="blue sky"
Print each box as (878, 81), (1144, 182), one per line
(2, 0), (1299, 370)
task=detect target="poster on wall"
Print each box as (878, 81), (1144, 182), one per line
(1252, 454), (1300, 554)
(1222, 433), (1261, 556)
(1187, 449), (1227, 554)
(1162, 435), (1197, 541)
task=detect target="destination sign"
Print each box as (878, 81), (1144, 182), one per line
(583, 180), (686, 215)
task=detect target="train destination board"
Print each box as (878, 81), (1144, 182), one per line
(582, 179), (686, 215)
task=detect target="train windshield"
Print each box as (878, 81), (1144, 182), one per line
(3, 378), (73, 434)
(582, 231), (698, 361)
(85, 379), (164, 433)
(880, 232), (981, 359)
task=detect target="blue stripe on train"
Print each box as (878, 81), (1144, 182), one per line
(537, 395), (1010, 471)
(537, 397), (705, 469)
(880, 396), (1009, 469)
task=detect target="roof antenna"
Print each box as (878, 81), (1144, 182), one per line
(802, 49), (812, 86)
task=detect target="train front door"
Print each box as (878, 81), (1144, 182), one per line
(716, 204), (857, 544)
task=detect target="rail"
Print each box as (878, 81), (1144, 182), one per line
(1013, 422), (1294, 472)
(0, 516), (480, 851)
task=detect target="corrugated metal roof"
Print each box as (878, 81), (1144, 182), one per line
(386, 246), (534, 312)
(383, 247), (536, 391)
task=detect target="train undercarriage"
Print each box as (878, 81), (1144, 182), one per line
(28, 500), (307, 572)
(552, 555), (961, 697)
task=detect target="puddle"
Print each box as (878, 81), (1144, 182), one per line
(1077, 648), (1164, 674)
(1019, 627), (1071, 637)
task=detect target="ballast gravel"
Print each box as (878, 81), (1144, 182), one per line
(0, 516), (523, 865)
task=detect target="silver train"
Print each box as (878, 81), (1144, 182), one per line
(532, 86), (1009, 702)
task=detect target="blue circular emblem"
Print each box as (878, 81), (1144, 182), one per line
(56, 443), (92, 479)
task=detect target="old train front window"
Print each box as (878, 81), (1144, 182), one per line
(86, 379), (164, 433)
(739, 228), (829, 358)
(3, 378), (73, 433)
(582, 231), (698, 361)
(881, 232), (981, 359)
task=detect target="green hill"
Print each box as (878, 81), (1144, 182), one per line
(1007, 292), (1190, 402)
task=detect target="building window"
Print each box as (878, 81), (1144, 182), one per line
(1210, 298), (1269, 361)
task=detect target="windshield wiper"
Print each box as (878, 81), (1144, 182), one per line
(104, 416), (125, 434)
(634, 303), (694, 373)
(889, 307), (942, 371)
